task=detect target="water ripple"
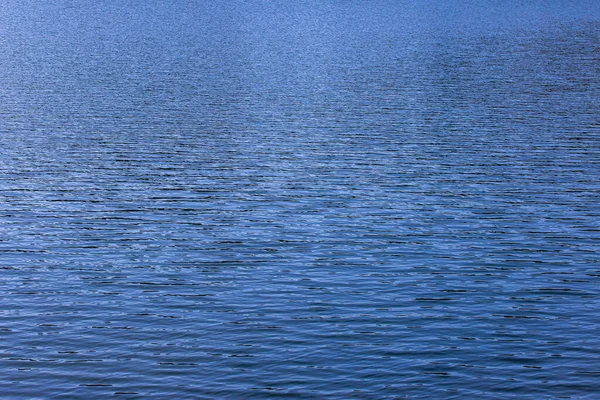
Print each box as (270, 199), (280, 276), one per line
(1, 0), (600, 398)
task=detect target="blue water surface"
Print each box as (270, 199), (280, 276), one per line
(1, 0), (599, 398)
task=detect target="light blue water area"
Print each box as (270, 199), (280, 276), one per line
(1, 0), (599, 398)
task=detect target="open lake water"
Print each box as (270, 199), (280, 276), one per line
(1, 0), (599, 398)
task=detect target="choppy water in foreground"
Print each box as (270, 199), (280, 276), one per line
(1, 1), (599, 398)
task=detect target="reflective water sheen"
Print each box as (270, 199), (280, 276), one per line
(1, 0), (599, 398)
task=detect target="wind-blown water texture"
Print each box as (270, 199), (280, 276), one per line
(1, 0), (599, 398)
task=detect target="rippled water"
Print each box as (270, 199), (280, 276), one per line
(1, 0), (600, 398)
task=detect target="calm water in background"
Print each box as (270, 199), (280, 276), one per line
(1, 0), (599, 398)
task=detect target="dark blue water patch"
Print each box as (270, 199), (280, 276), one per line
(1, 0), (600, 398)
